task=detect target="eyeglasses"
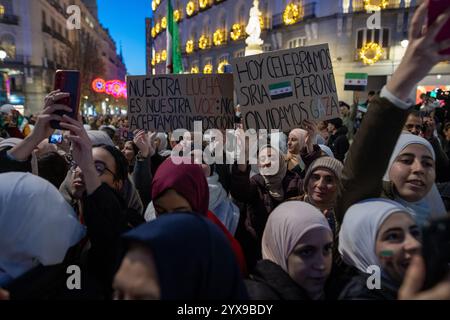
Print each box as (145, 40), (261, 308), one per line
(70, 160), (116, 178)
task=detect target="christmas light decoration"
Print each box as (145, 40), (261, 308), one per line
(92, 78), (106, 93)
(199, 0), (210, 10)
(151, 0), (156, 11)
(213, 29), (226, 46)
(203, 63), (213, 74)
(364, 0), (389, 11)
(174, 9), (181, 22)
(161, 50), (167, 61)
(230, 24), (243, 41)
(283, 3), (303, 25)
(155, 52), (161, 64)
(198, 35), (209, 50)
(151, 57), (156, 66)
(186, 40), (194, 54)
(151, 27), (156, 38)
(155, 22), (161, 33)
(359, 42), (384, 65)
(186, 1), (195, 16)
(161, 17), (167, 29)
(191, 66), (199, 74)
(217, 60), (228, 74)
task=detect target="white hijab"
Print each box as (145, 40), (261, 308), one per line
(156, 132), (171, 157)
(339, 198), (412, 273)
(262, 201), (332, 272)
(383, 133), (447, 226)
(0, 172), (85, 286)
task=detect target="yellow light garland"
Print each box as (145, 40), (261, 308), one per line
(151, 57), (156, 66)
(186, 1), (195, 16)
(174, 9), (181, 22)
(151, 0), (156, 11)
(161, 17), (167, 29)
(217, 60), (228, 74)
(191, 66), (199, 74)
(230, 23), (243, 41)
(203, 63), (213, 74)
(359, 42), (384, 65)
(155, 52), (161, 64)
(151, 27), (156, 38)
(199, 0), (210, 9)
(161, 50), (167, 61)
(155, 0), (160, 5)
(364, 0), (389, 11)
(283, 3), (303, 26)
(155, 22), (161, 33)
(186, 40), (194, 54)
(213, 29), (226, 46)
(198, 35), (209, 50)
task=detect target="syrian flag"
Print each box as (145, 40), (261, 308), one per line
(344, 73), (368, 91)
(166, 0), (183, 74)
(269, 81), (293, 100)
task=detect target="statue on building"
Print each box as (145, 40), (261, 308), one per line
(245, 0), (264, 56)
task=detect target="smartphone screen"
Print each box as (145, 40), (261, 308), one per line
(429, 0), (450, 55)
(48, 133), (63, 144)
(51, 70), (81, 129)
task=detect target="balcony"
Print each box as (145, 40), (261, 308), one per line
(0, 14), (19, 25)
(273, 2), (316, 28)
(42, 24), (72, 47)
(352, 0), (412, 12)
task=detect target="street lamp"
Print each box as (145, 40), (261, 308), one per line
(0, 49), (7, 61)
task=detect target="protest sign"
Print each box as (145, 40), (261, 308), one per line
(344, 73), (368, 91)
(232, 44), (340, 131)
(127, 74), (235, 132)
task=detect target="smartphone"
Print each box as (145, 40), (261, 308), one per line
(422, 217), (450, 290)
(48, 133), (63, 144)
(51, 70), (81, 129)
(428, 0), (450, 55)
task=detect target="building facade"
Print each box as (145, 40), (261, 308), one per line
(0, 0), (126, 115)
(150, 0), (450, 103)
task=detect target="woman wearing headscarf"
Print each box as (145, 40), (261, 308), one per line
(338, 199), (421, 299)
(0, 172), (85, 298)
(301, 157), (344, 235)
(381, 133), (447, 227)
(150, 157), (247, 274)
(113, 213), (248, 300)
(246, 201), (333, 300)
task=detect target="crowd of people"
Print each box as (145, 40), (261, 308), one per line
(1, 1), (450, 301)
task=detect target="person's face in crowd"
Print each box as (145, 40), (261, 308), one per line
(375, 212), (421, 283)
(307, 169), (338, 210)
(327, 123), (336, 134)
(444, 126), (450, 141)
(113, 244), (161, 300)
(287, 228), (333, 300)
(389, 144), (435, 202)
(122, 141), (136, 164)
(153, 189), (193, 216)
(404, 114), (423, 136)
(339, 105), (349, 117)
(71, 147), (122, 198)
(287, 132), (301, 154)
(258, 147), (280, 176)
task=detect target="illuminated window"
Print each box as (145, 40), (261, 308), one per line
(0, 5), (5, 17)
(288, 37), (306, 48)
(356, 28), (390, 49)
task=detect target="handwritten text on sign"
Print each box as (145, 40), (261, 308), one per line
(232, 44), (340, 131)
(127, 74), (234, 132)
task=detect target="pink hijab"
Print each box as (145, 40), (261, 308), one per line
(289, 129), (307, 153)
(261, 201), (332, 272)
